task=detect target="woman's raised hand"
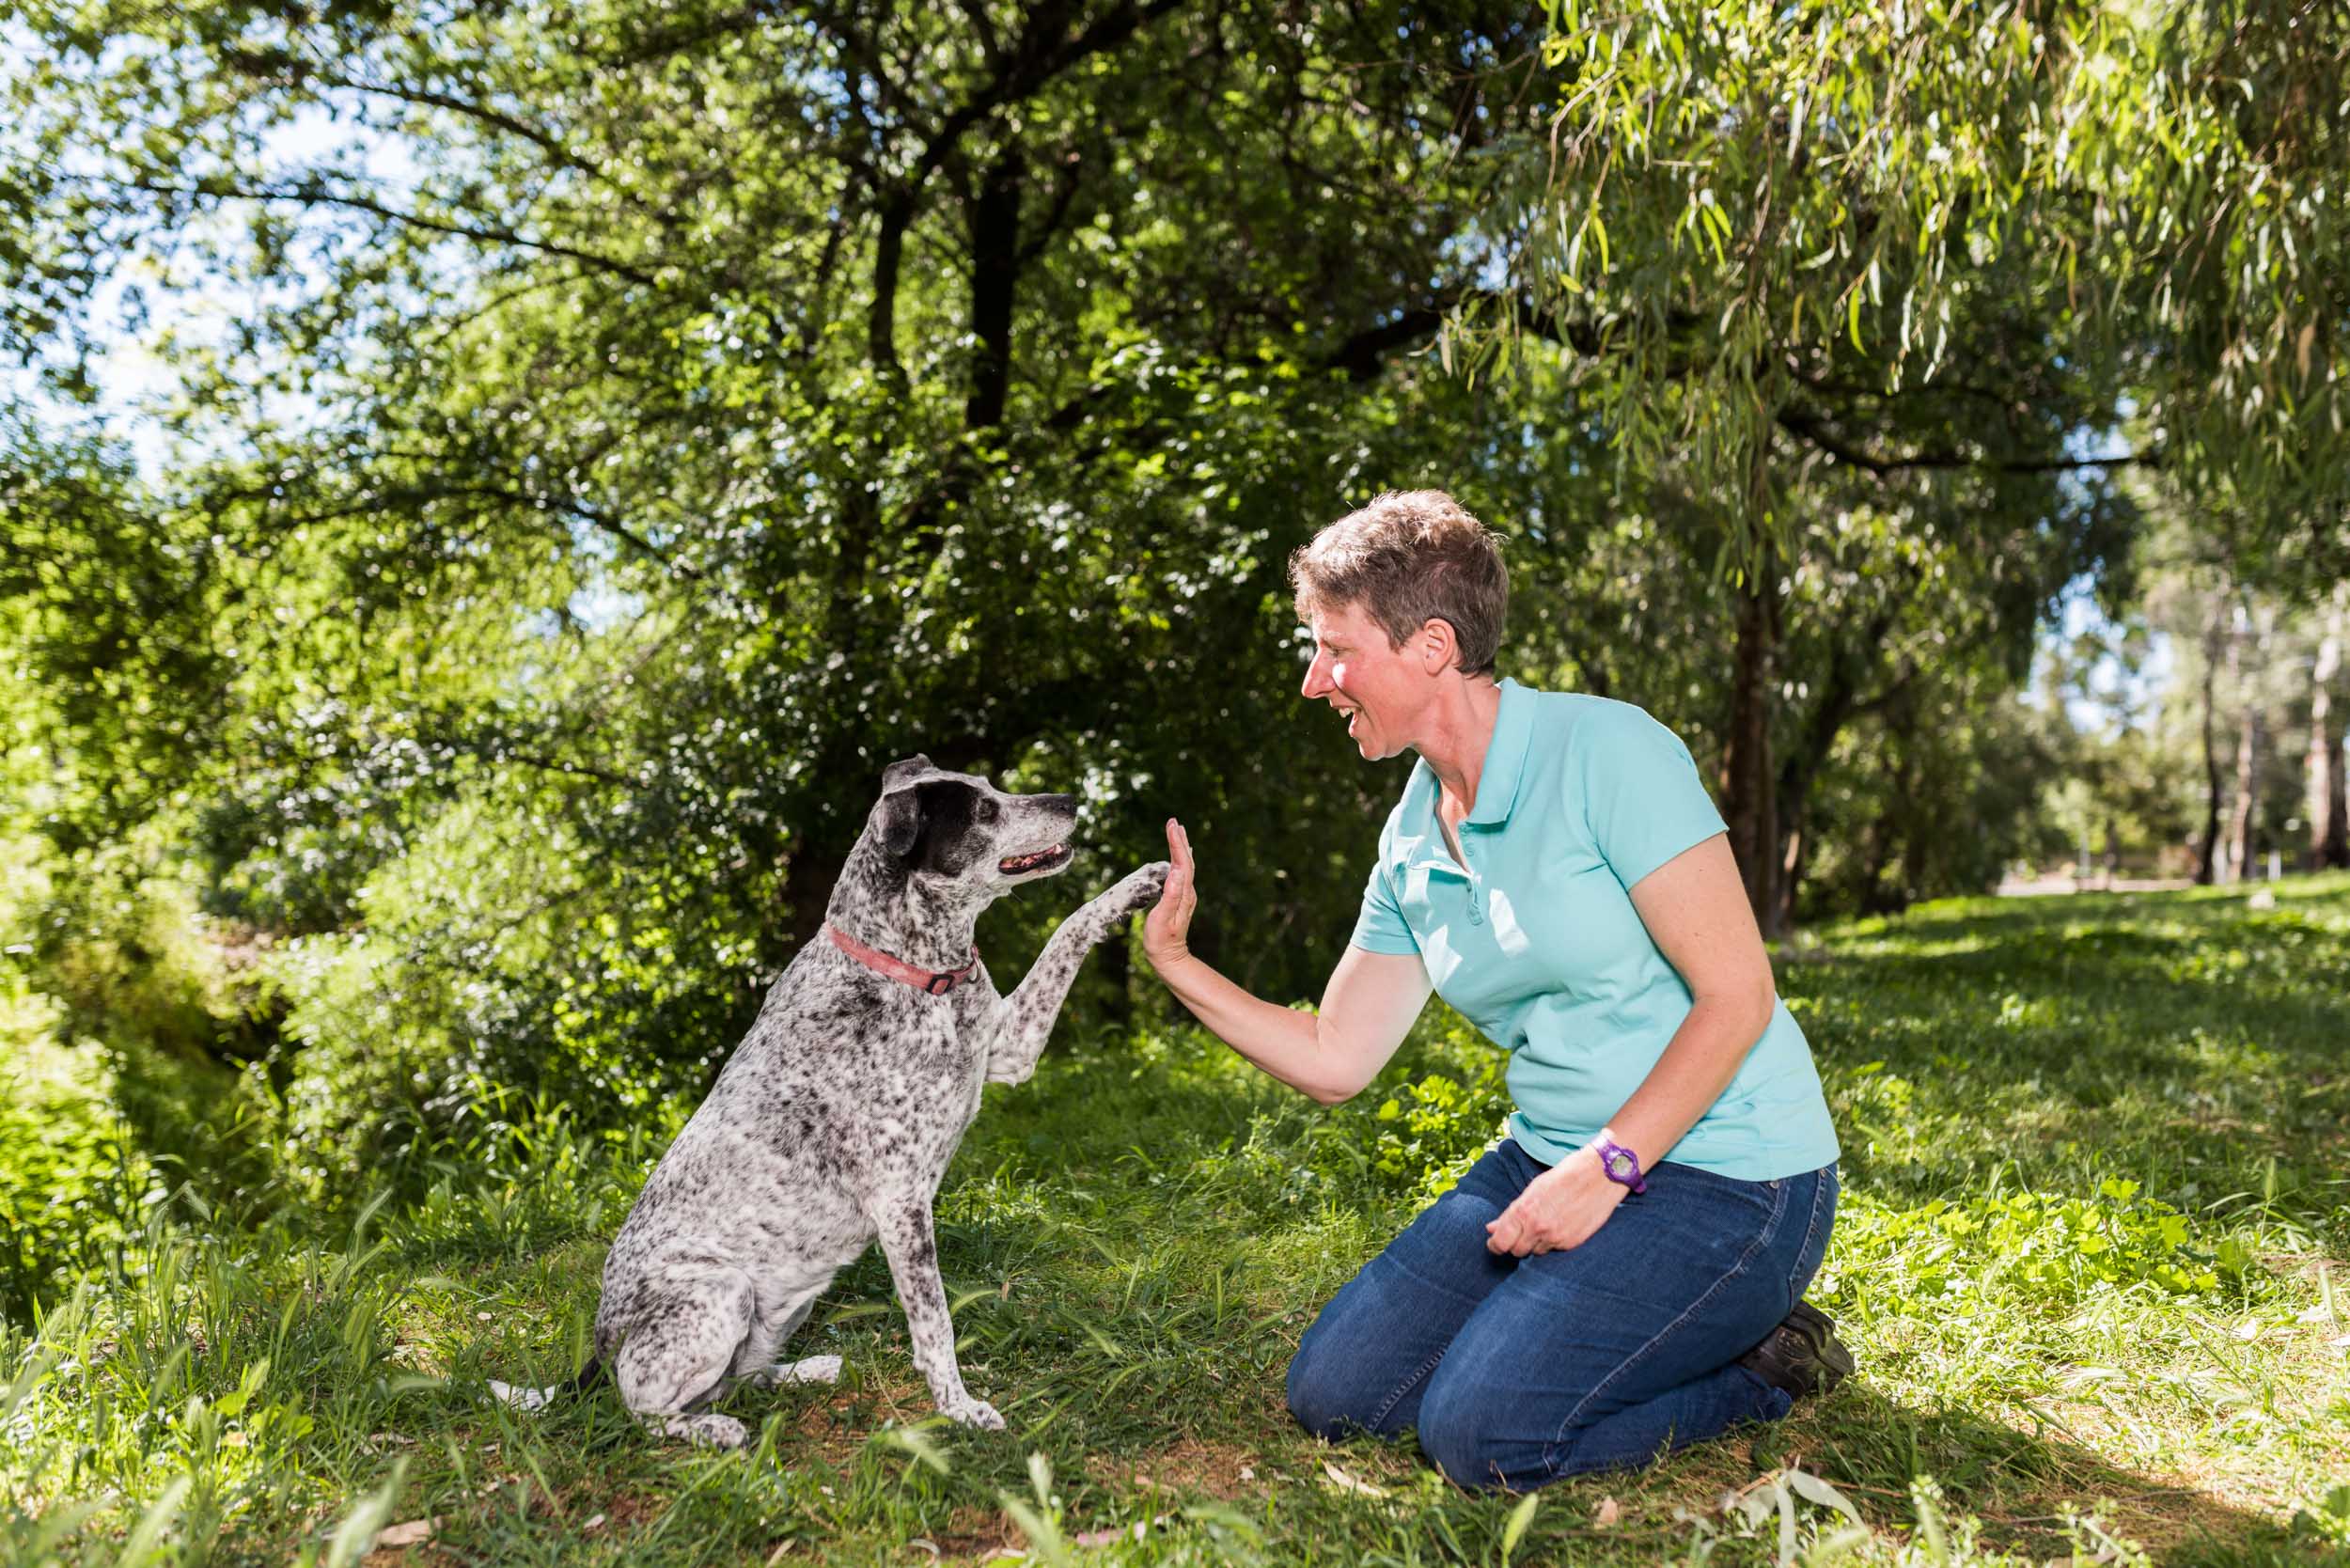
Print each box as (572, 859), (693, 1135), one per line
(1141, 818), (1198, 969)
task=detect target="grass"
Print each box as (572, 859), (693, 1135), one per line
(5, 876), (2350, 1565)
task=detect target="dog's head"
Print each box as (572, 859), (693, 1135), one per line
(866, 755), (1079, 897)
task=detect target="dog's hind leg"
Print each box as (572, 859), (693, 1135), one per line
(754, 1351), (843, 1387)
(737, 1292), (843, 1388)
(611, 1269), (760, 1449)
(872, 1200), (1002, 1429)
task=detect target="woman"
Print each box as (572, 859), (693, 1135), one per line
(1139, 490), (1850, 1491)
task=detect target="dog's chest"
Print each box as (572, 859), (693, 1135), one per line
(790, 980), (982, 1165)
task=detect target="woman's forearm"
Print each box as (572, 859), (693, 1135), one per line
(1149, 951), (1365, 1105)
(1603, 991), (1775, 1164)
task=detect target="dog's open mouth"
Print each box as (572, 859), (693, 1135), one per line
(998, 844), (1071, 875)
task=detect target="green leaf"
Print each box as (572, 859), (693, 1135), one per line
(1501, 1491), (1543, 1563)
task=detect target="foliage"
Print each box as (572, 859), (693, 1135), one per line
(1368, 1060), (1511, 1206)
(1476, 0), (2350, 581)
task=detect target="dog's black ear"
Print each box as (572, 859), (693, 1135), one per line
(877, 755), (935, 859)
(878, 785), (925, 859)
(882, 754), (933, 792)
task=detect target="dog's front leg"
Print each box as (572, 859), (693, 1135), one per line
(983, 861), (1168, 1086)
(872, 1198), (1003, 1430)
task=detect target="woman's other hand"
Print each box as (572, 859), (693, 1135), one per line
(1141, 818), (1197, 969)
(1483, 1146), (1629, 1256)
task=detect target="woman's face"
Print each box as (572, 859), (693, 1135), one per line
(1300, 601), (1422, 761)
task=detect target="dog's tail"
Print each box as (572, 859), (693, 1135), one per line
(488, 1356), (604, 1413)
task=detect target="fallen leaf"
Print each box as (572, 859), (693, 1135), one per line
(374, 1516), (441, 1548)
(1321, 1460), (1389, 1498)
(1073, 1518), (1160, 1547)
(1593, 1496), (1621, 1529)
(582, 1513), (606, 1532)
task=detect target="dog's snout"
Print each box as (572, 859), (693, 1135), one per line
(1033, 793), (1078, 814)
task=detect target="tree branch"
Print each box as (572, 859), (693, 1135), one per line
(117, 178), (662, 288)
(1776, 406), (2157, 476)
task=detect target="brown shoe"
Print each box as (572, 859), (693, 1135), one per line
(1737, 1300), (1855, 1399)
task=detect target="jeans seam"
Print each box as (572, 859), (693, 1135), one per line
(1540, 1174), (1792, 1477)
(1789, 1168), (1834, 1301)
(1368, 1344), (1449, 1432)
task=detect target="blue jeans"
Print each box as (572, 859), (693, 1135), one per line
(1287, 1140), (1838, 1490)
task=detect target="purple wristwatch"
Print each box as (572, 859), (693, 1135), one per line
(1593, 1135), (1648, 1195)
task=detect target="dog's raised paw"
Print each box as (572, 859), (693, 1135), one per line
(1109, 861), (1171, 917)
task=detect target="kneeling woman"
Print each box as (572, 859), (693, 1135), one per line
(1139, 490), (1851, 1490)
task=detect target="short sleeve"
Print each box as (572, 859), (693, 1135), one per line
(1574, 703), (1730, 889)
(1349, 855), (1420, 954)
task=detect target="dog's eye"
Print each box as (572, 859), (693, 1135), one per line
(976, 798), (998, 822)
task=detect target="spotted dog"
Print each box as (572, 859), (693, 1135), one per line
(492, 755), (1167, 1447)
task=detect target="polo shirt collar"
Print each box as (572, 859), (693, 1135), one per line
(1403, 676), (1533, 840)
(1467, 677), (1534, 825)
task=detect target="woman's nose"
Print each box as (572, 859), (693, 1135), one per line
(1300, 651), (1331, 698)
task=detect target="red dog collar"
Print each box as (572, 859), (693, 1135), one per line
(826, 924), (980, 996)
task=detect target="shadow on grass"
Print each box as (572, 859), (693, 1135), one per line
(1775, 1380), (2335, 1567)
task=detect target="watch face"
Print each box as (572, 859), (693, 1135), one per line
(1605, 1150), (1633, 1178)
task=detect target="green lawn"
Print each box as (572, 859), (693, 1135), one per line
(6, 877), (2349, 1565)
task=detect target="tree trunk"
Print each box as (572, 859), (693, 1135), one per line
(2309, 586), (2348, 870)
(1770, 605), (1899, 934)
(1720, 560), (1781, 935)
(1860, 687), (1923, 915)
(2227, 604), (2267, 882)
(2193, 597), (2226, 885)
(2229, 708), (2264, 882)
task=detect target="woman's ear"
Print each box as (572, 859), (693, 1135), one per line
(1419, 617), (1458, 674)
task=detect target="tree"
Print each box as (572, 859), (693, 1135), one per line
(1449, 0), (2350, 917)
(2, 0), (1584, 1155)
(2308, 586), (2348, 870)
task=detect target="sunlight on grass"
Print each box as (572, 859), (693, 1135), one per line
(5, 879), (2349, 1563)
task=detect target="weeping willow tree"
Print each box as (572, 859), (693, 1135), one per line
(1449, 0), (2349, 920)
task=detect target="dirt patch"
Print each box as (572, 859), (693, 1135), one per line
(1085, 1435), (1269, 1500)
(765, 1371), (936, 1468)
(927, 1502), (1023, 1562)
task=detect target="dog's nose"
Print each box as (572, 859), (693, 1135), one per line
(1033, 793), (1078, 812)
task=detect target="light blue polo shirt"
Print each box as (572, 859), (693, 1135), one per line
(1351, 678), (1840, 1181)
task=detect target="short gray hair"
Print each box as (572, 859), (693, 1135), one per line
(1288, 490), (1507, 677)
